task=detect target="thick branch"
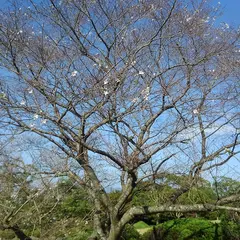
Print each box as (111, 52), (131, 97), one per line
(119, 203), (240, 229)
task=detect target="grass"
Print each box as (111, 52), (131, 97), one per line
(134, 221), (153, 235)
(133, 221), (150, 229)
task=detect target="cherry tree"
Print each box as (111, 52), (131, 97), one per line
(0, 0), (239, 239)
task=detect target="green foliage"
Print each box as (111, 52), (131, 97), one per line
(57, 180), (92, 219)
(108, 190), (121, 205)
(59, 192), (91, 218)
(179, 186), (216, 205)
(25, 228), (41, 238)
(1, 168), (240, 240)
(65, 229), (92, 240)
(121, 224), (141, 240)
(0, 92), (6, 99)
(214, 177), (240, 199)
(133, 175), (217, 210)
(140, 218), (222, 240)
(0, 230), (15, 239)
(221, 219), (240, 240)
(134, 221), (150, 229)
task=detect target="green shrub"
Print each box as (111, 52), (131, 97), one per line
(134, 221), (150, 229)
(121, 224), (141, 240)
(0, 229), (16, 239)
(66, 231), (91, 240)
(140, 218), (222, 240)
(221, 220), (240, 240)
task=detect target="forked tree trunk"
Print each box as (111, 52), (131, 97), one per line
(88, 222), (122, 240)
(107, 225), (122, 240)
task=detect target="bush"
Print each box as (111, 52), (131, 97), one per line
(140, 218), (222, 240)
(66, 231), (92, 240)
(221, 220), (240, 240)
(134, 221), (150, 229)
(121, 224), (141, 240)
(0, 229), (15, 239)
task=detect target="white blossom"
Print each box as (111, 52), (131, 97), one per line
(104, 79), (109, 85)
(224, 148), (231, 153)
(142, 87), (150, 100)
(71, 70), (78, 77)
(28, 88), (33, 94)
(209, 69), (215, 73)
(33, 114), (39, 120)
(138, 70), (145, 75)
(225, 23), (229, 29)
(41, 119), (47, 124)
(30, 123), (35, 128)
(193, 109), (199, 114)
(104, 90), (109, 96)
(186, 17), (192, 22)
(203, 17), (210, 23)
(132, 98), (138, 103)
(20, 100), (26, 105)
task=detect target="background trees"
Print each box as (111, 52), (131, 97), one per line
(0, 151), (53, 239)
(0, 0), (239, 239)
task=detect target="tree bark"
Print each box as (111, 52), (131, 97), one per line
(107, 225), (121, 240)
(118, 203), (240, 234)
(8, 225), (32, 240)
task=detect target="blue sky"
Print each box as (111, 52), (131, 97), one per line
(212, 0), (240, 25)
(0, 0), (239, 25)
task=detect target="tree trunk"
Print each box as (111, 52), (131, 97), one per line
(107, 225), (122, 240)
(9, 225), (32, 240)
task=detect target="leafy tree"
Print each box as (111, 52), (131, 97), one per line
(141, 218), (222, 240)
(214, 177), (240, 199)
(57, 179), (93, 218)
(0, 149), (72, 239)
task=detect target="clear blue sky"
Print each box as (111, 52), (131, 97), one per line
(0, 0), (239, 26)
(0, 0), (239, 24)
(212, 0), (240, 26)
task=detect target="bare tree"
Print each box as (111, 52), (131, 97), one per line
(0, 0), (239, 239)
